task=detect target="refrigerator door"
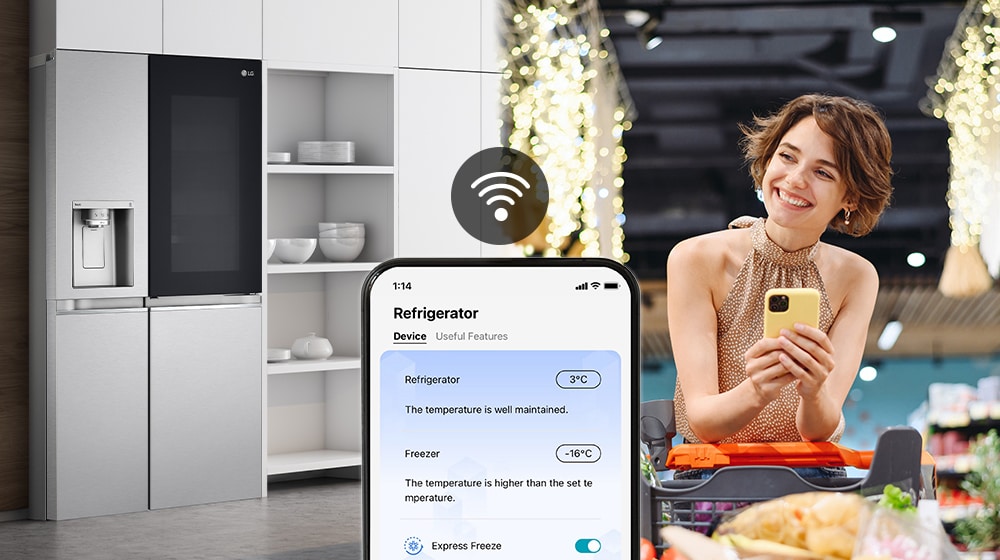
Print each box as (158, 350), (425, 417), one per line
(149, 303), (262, 509)
(49, 306), (149, 520)
(148, 55), (262, 298)
(50, 50), (149, 300)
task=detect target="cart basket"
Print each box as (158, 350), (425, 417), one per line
(639, 426), (936, 554)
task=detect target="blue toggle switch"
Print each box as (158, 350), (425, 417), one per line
(574, 538), (601, 553)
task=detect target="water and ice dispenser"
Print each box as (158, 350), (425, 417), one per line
(72, 200), (135, 288)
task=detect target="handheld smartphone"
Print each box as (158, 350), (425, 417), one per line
(763, 287), (820, 338)
(362, 258), (640, 559)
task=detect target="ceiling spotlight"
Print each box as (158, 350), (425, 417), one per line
(859, 365), (878, 382)
(637, 16), (662, 51)
(872, 26), (897, 43)
(871, 9), (922, 43)
(877, 319), (903, 351)
(624, 9), (651, 28)
(906, 252), (926, 268)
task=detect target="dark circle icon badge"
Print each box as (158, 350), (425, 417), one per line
(451, 147), (549, 245)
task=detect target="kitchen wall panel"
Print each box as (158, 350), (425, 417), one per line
(0, 0), (29, 515)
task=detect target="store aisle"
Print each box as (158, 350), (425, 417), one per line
(0, 478), (361, 559)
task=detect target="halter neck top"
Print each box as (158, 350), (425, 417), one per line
(673, 216), (840, 444)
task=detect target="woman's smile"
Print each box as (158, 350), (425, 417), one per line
(776, 188), (812, 208)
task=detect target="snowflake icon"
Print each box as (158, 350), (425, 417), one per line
(403, 536), (423, 556)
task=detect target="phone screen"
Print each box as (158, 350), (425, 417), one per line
(362, 258), (640, 559)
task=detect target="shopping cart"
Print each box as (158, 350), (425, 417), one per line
(638, 399), (937, 554)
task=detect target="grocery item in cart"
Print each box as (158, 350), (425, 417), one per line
(698, 490), (960, 560)
(714, 491), (866, 558)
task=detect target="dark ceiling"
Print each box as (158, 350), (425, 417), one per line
(602, 0), (966, 284)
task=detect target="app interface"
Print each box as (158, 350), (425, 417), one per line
(365, 262), (636, 559)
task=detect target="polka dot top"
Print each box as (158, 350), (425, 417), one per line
(673, 216), (843, 444)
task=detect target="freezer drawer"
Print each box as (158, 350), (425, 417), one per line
(49, 307), (149, 520)
(149, 304), (262, 509)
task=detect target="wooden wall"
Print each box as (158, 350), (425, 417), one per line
(0, 0), (30, 512)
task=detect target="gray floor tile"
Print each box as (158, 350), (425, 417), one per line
(0, 478), (361, 560)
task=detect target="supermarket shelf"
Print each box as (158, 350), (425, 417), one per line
(267, 356), (361, 375)
(267, 450), (362, 475)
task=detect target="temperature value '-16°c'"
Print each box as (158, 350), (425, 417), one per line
(555, 369), (601, 389)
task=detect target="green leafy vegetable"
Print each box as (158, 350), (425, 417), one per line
(878, 483), (917, 512)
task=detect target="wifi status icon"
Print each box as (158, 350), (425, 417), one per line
(471, 172), (530, 223)
(451, 147), (550, 245)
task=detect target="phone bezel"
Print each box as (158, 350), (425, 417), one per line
(360, 257), (642, 559)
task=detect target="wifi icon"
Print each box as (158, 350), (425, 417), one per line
(451, 147), (550, 245)
(471, 172), (531, 223)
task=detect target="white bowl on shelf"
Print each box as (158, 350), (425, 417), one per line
(319, 236), (365, 262)
(273, 238), (317, 264)
(318, 221), (364, 232)
(267, 239), (277, 260)
(319, 228), (365, 239)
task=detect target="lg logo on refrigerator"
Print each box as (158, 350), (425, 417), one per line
(240, 69), (255, 77)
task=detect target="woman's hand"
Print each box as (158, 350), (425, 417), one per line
(743, 337), (798, 404)
(774, 323), (836, 399)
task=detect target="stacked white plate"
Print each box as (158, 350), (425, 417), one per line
(297, 141), (355, 164)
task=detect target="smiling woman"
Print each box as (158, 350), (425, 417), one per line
(666, 94), (895, 458)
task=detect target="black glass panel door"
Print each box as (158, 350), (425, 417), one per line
(149, 55), (261, 297)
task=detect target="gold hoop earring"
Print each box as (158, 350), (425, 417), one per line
(843, 209), (851, 225)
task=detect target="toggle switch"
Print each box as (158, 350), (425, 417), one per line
(574, 538), (601, 553)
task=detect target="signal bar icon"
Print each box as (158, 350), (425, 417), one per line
(574, 281), (602, 291)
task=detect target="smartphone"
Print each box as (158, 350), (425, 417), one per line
(362, 258), (640, 559)
(763, 287), (820, 338)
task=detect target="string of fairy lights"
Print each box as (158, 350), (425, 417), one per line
(499, 0), (634, 259)
(926, 0), (1000, 255)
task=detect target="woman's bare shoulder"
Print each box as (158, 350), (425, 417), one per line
(819, 242), (877, 279)
(668, 228), (750, 278)
(818, 243), (879, 306)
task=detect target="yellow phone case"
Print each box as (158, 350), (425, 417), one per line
(763, 287), (820, 338)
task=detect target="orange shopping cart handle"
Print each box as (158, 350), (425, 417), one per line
(666, 441), (875, 470)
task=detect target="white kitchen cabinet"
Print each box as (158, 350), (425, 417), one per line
(30, 0), (162, 57)
(398, 0), (502, 72)
(262, 0), (397, 68)
(149, 304), (263, 509)
(163, 0), (263, 59)
(398, 68), (506, 257)
(263, 61), (395, 476)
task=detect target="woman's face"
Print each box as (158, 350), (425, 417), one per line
(760, 116), (850, 233)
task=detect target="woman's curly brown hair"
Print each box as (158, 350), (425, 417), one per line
(739, 94), (894, 237)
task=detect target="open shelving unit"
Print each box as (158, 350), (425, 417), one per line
(263, 60), (396, 477)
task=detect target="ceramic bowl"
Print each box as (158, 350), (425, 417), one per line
(319, 236), (365, 261)
(273, 238), (317, 264)
(318, 221), (364, 233)
(267, 239), (277, 260)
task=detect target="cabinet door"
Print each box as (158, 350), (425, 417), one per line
(50, 308), (149, 520)
(398, 69), (483, 257)
(263, 0), (397, 67)
(149, 305), (262, 509)
(55, 0), (162, 54)
(399, 0), (480, 71)
(398, 0), (502, 72)
(163, 0), (263, 59)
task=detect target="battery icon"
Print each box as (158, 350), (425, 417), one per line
(603, 282), (619, 290)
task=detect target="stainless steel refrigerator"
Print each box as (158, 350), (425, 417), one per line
(29, 50), (263, 520)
